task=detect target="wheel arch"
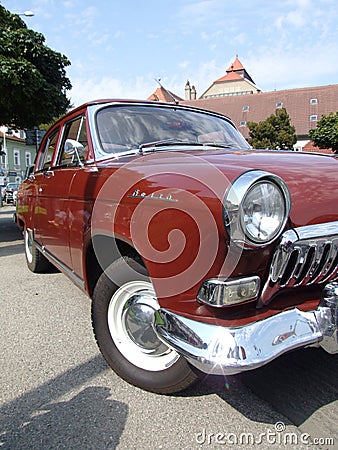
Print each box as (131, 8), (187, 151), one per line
(16, 216), (25, 232)
(84, 234), (145, 297)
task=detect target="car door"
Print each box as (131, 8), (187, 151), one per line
(34, 114), (88, 271)
(33, 127), (61, 246)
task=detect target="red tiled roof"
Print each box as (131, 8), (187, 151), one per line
(215, 72), (244, 83)
(210, 55), (256, 90)
(147, 87), (183, 103)
(182, 84), (338, 139)
(226, 55), (244, 72)
(2, 133), (25, 143)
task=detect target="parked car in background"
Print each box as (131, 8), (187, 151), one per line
(16, 99), (338, 394)
(2, 182), (19, 204)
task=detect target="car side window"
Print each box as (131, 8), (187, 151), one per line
(58, 116), (88, 166)
(37, 129), (59, 171)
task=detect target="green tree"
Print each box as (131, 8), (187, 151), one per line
(309, 112), (338, 154)
(0, 5), (72, 128)
(247, 108), (297, 150)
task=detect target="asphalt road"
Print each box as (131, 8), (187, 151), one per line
(0, 205), (337, 450)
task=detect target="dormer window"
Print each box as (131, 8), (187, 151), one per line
(276, 102), (283, 108)
(310, 98), (318, 104)
(310, 115), (318, 121)
(239, 121), (247, 127)
(242, 105), (250, 111)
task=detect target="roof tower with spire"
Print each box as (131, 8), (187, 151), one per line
(200, 55), (260, 98)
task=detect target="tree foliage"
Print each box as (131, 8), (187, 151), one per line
(0, 5), (72, 128)
(247, 108), (297, 150)
(309, 112), (338, 154)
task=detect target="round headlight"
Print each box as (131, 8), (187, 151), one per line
(241, 181), (286, 243)
(223, 171), (291, 248)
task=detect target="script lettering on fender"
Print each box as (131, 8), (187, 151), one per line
(127, 189), (178, 203)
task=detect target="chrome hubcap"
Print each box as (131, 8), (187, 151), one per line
(107, 280), (179, 371)
(123, 293), (168, 354)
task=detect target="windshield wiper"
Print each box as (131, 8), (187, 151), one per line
(139, 139), (200, 153)
(138, 139), (240, 154)
(201, 142), (237, 149)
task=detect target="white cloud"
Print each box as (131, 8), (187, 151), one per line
(245, 40), (338, 91)
(114, 30), (125, 40)
(62, 0), (78, 8)
(285, 10), (306, 27)
(65, 6), (97, 28)
(178, 61), (190, 69)
(275, 9), (306, 28)
(70, 76), (157, 107)
(200, 30), (223, 41)
(182, 59), (226, 97)
(231, 32), (247, 46)
(88, 32), (110, 46)
(274, 0), (331, 30)
(176, 0), (228, 28)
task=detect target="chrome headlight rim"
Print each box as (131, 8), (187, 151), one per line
(223, 170), (291, 248)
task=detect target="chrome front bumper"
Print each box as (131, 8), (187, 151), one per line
(154, 282), (338, 375)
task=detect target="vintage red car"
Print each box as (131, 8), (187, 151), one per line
(16, 99), (338, 394)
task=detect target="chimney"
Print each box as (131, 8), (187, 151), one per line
(191, 85), (197, 100)
(185, 80), (191, 100)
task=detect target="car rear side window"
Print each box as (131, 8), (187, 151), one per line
(58, 116), (88, 166)
(37, 129), (59, 171)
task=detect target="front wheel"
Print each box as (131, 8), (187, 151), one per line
(91, 256), (198, 394)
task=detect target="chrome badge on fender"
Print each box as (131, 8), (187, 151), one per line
(128, 189), (178, 203)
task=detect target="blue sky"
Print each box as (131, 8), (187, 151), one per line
(2, 0), (338, 107)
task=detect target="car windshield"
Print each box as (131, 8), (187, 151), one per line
(95, 104), (250, 157)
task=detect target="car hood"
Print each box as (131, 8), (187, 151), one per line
(193, 148), (338, 227)
(98, 147), (338, 227)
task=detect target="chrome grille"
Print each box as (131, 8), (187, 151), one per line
(270, 222), (338, 288)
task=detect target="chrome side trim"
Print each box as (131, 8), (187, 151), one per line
(154, 282), (338, 375)
(296, 221), (338, 240)
(35, 241), (85, 291)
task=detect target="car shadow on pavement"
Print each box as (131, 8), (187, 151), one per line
(0, 207), (23, 245)
(180, 347), (337, 428)
(0, 355), (128, 450)
(236, 348), (338, 426)
(0, 242), (24, 257)
(0, 207), (25, 257)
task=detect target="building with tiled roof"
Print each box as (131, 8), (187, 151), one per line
(147, 86), (184, 103)
(198, 55), (260, 99)
(181, 56), (338, 153)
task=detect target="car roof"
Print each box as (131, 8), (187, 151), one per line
(58, 98), (234, 128)
(68, 99), (170, 115)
